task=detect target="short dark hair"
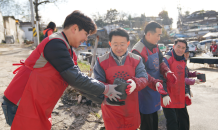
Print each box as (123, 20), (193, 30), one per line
(144, 21), (162, 34)
(109, 28), (129, 42)
(175, 38), (187, 47)
(185, 46), (189, 53)
(45, 22), (56, 30)
(63, 10), (97, 35)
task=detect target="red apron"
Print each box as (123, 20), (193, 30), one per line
(101, 54), (140, 130)
(11, 66), (68, 130)
(161, 52), (186, 108)
(10, 32), (71, 130)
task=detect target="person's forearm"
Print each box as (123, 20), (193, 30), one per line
(185, 78), (195, 85)
(147, 73), (163, 91)
(130, 77), (149, 92)
(60, 66), (105, 96)
(188, 71), (197, 77)
(159, 62), (170, 76)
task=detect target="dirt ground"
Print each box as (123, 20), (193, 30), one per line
(0, 44), (218, 130)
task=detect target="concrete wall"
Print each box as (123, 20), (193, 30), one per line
(3, 17), (17, 42)
(0, 12), (4, 42)
(16, 24), (25, 44)
(20, 25), (33, 41)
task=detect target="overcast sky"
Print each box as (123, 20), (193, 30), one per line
(19, 0), (218, 28)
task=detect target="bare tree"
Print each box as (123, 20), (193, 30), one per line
(119, 11), (127, 21)
(159, 10), (173, 25)
(92, 12), (105, 27)
(105, 9), (119, 24)
(0, 0), (24, 19)
(185, 11), (190, 16)
(140, 13), (146, 24)
(21, 1), (32, 22)
(33, 0), (67, 21)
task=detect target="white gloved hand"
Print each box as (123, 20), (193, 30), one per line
(195, 79), (201, 84)
(156, 82), (160, 91)
(103, 84), (122, 101)
(155, 82), (167, 95)
(195, 71), (201, 75)
(185, 93), (191, 99)
(126, 79), (136, 95)
(190, 90), (193, 97)
(163, 96), (171, 106)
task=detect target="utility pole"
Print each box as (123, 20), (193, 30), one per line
(89, 36), (99, 77)
(29, 0), (38, 47)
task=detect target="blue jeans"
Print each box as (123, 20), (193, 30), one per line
(1, 99), (18, 126)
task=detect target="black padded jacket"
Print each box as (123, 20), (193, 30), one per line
(43, 32), (105, 104)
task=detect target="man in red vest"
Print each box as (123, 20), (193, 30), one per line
(132, 21), (177, 130)
(210, 40), (218, 57)
(1, 10), (123, 130)
(161, 38), (189, 130)
(93, 28), (167, 130)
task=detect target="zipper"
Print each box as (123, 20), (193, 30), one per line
(113, 56), (124, 65)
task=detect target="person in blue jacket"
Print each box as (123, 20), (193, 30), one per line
(132, 21), (177, 130)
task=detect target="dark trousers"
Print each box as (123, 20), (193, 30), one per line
(140, 111), (158, 130)
(1, 97), (18, 126)
(163, 107), (189, 130)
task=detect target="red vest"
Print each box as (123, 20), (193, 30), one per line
(4, 33), (74, 105)
(211, 44), (217, 52)
(98, 52), (141, 130)
(10, 32), (71, 130)
(161, 52), (186, 108)
(132, 40), (159, 62)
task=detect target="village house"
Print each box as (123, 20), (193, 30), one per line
(3, 16), (24, 44)
(20, 22), (33, 41)
(177, 10), (218, 37)
(0, 12), (4, 43)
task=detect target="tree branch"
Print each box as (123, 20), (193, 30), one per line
(38, 1), (50, 5)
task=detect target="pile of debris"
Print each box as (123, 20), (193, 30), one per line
(50, 86), (105, 130)
(61, 86), (97, 106)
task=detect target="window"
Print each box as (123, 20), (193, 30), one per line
(28, 28), (33, 31)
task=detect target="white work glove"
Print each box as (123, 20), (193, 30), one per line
(195, 71), (201, 75)
(185, 93), (191, 99)
(190, 90), (193, 97)
(155, 82), (167, 95)
(125, 79), (136, 95)
(163, 96), (171, 106)
(103, 84), (122, 101)
(195, 79), (201, 84)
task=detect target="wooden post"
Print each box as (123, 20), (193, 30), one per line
(89, 35), (99, 77)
